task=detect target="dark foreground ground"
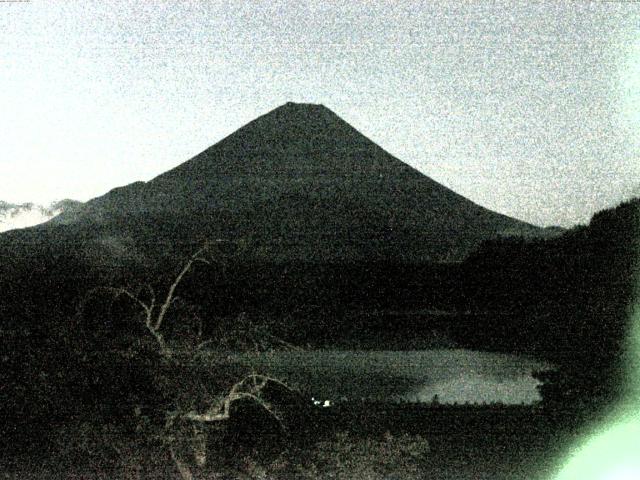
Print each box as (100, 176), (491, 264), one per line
(1, 403), (598, 479)
(303, 403), (593, 480)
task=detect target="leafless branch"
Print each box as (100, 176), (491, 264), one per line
(82, 245), (217, 358)
(170, 445), (194, 480)
(182, 372), (292, 431)
(155, 245), (209, 332)
(81, 241), (302, 477)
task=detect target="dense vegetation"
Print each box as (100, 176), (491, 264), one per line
(461, 197), (640, 410)
(0, 197), (637, 477)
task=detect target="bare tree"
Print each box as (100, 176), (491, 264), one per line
(89, 243), (212, 357)
(83, 242), (298, 479)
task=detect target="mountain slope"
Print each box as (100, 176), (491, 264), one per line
(38, 102), (544, 264)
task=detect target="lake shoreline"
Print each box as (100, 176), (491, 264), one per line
(198, 348), (552, 406)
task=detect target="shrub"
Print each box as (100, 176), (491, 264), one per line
(229, 431), (431, 479)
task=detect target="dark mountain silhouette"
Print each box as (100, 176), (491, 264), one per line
(13, 102), (547, 266)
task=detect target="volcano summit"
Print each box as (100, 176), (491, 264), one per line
(17, 102), (543, 266)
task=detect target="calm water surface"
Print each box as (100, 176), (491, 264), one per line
(230, 349), (551, 405)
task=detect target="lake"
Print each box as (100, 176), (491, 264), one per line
(231, 349), (552, 405)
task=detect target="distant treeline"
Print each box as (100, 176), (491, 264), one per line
(459, 197), (640, 408)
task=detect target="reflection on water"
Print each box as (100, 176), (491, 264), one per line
(235, 349), (551, 405)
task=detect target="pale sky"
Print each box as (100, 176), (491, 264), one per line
(1, 0), (639, 227)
